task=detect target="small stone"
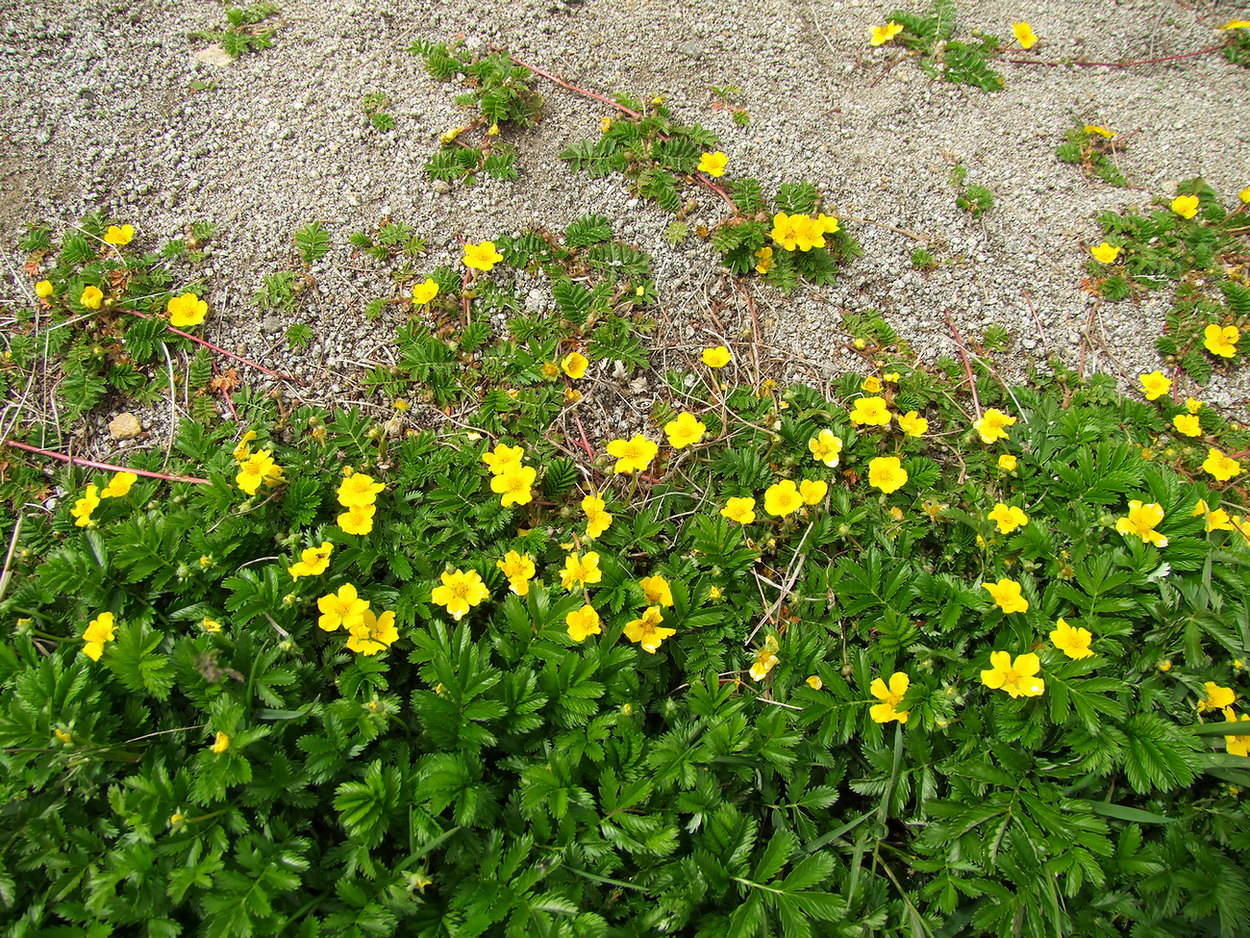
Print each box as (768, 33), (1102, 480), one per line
(431, 179), (451, 194)
(108, 412), (142, 440)
(260, 316), (283, 335)
(193, 45), (234, 67)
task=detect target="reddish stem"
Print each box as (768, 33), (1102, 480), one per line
(507, 53), (642, 118)
(1006, 43), (1225, 69)
(3, 439), (210, 484)
(120, 309), (307, 386)
(945, 313), (982, 420)
(571, 409), (595, 460)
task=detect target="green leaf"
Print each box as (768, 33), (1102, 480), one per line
(104, 620), (174, 700)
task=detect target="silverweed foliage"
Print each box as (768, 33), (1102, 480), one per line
(410, 41), (540, 183)
(1082, 180), (1250, 383)
(4, 210), (1250, 938)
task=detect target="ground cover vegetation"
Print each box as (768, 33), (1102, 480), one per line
(3, 11), (1250, 938)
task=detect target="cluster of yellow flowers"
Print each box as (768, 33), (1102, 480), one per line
(337, 470), (385, 535)
(233, 431), (284, 496)
(482, 442), (536, 508)
(1136, 376), (1247, 483)
(317, 582), (399, 655)
(69, 471), (138, 527)
(867, 19), (1036, 49)
(770, 212), (839, 253)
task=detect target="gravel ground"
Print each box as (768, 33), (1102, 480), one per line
(2, 0), (1249, 449)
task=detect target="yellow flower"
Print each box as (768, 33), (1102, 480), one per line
(317, 583), (369, 632)
(1171, 194), (1200, 220)
(440, 126), (466, 144)
(849, 396), (891, 427)
(809, 430), (843, 467)
(771, 212), (827, 252)
(884, 372), (900, 383)
(754, 246), (774, 274)
(815, 213), (840, 235)
(639, 574), (674, 608)
(430, 569), (489, 621)
(1223, 708), (1250, 758)
(338, 503), (377, 536)
(697, 151), (728, 177)
(490, 463), (537, 507)
(701, 345), (732, 368)
(35, 279), (54, 297)
(104, 224), (135, 246)
(211, 731), (231, 754)
(80, 285), (104, 309)
(1192, 498), (1235, 532)
(71, 484), (101, 527)
(560, 552), (602, 590)
(749, 635), (780, 681)
(200, 617), (223, 633)
(289, 541), (334, 580)
(987, 503), (1029, 534)
(393, 399), (410, 412)
(411, 278), (439, 304)
(1203, 447), (1243, 482)
(1169, 413), (1200, 438)
(497, 550), (535, 595)
(870, 21), (904, 46)
(99, 471), (137, 499)
(462, 240), (504, 271)
(664, 412), (707, 449)
(799, 479), (828, 505)
(600, 116), (613, 133)
(561, 352), (589, 379)
(623, 606), (676, 653)
(897, 410), (929, 437)
(1242, 186), (1250, 204)
(1198, 681), (1236, 712)
(541, 361), (561, 380)
(868, 456), (908, 494)
(606, 434), (658, 474)
(974, 409), (1016, 444)
(82, 611), (116, 661)
(982, 578), (1029, 614)
(862, 376), (883, 393)
(721, 496), (756, 524)
(1138, 371), (1171, 401)
(708, 585), (723, 600)
(582, 494), (614, 539)
(345, 608), (399, 655)
(236, 450), (277, 496)
(482, 442), (525, 475)
(1158, 658), (1173, 672)
(337, 473), (385, 508)
(981, 651), (1044, 698)
(487, 122), (500, 136)
(1187, 397), (1205, 414)
(1084, 125), (1116, 138)
(1012, 21), (1038, 49)
(806, 675), (823, 690)
(566, 604), (602, 642)
(167, 292), (208, 328)
(1090, 242), (1121, 264)
(1050, 618), (1094, 659)
(1203, 324), (1240, 358)
(869, 671), (910, 723)
(169, 812), (185, 827)
(1226, 21), (1250, 30)
(764, 480), (803, 517)
(998, 454), (1018, 471)
(232, 429), (258, 463)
